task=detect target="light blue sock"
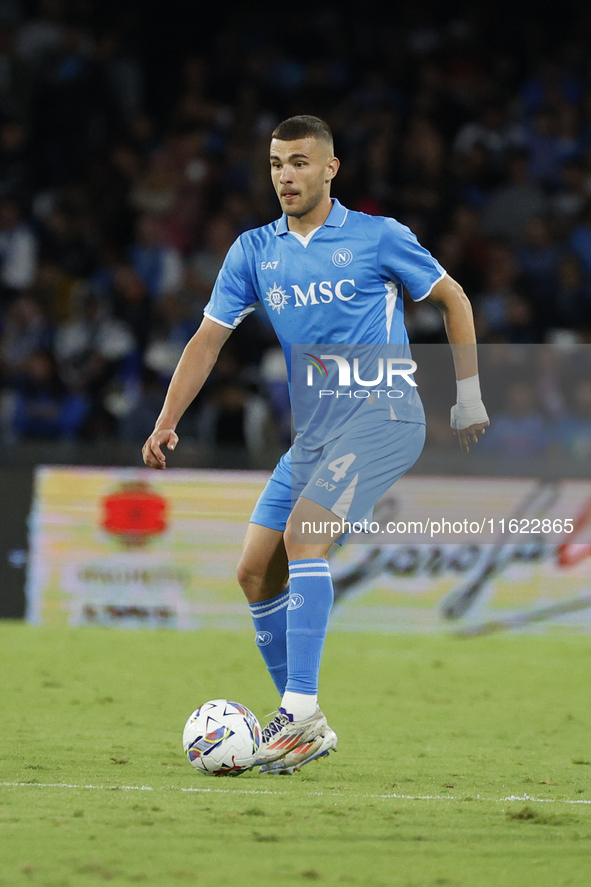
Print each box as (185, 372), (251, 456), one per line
(285, 559), (334, 696)
(249, 588), (289, 695)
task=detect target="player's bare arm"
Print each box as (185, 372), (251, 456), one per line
(142, 317), (232, 469)
(427, 274), (490, 453)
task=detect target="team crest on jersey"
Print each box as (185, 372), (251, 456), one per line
(332, 248), (353, 267)
(265, 282), (290, 313)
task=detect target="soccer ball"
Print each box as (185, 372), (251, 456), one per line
(182, 699), (261, 776)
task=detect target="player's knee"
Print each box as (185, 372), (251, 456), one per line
(236, 559), (256, 595)
(284, 515), (332, 562)
(236, 559), (265, 602)
(283, 516), (298, 561)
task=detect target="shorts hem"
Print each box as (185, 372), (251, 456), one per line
(248, 517), (287, 533)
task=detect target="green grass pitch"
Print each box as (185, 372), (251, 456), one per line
(1, 623), (590, 887)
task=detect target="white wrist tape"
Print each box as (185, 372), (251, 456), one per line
(451, 374), (489, 430)
(456, 374), (482, 407)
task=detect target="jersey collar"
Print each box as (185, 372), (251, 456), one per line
(274, 198), (348, 236)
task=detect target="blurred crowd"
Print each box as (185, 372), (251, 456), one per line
(418, 344), (591, 461)
(0, 1), (590, 462)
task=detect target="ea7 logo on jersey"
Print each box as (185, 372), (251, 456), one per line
(316, 478), (336, 492)
(261, 260), (279, 270)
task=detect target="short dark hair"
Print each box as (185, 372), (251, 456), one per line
(271, 115), (333, 150)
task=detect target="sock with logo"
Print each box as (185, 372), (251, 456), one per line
(248, 588), (289, 695)
(282, 558), (334, 721)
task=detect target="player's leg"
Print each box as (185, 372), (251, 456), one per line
(237, 451), (293, 696)
(237, 522), (289, 696)
(281, 423), (425, 725)
(256, 500), (341, 766)
(258, 420), (425, 766)
(280, 499), (340, 719)
(238, 475), (338, 774)
(237, 521), (288, 605)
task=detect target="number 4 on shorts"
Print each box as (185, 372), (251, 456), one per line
(327, 452), (356, 482)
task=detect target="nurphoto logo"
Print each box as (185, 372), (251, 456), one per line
(304, 353), (418, 391)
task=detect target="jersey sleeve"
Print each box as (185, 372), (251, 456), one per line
(203, 235), (259, 329)
(378, 217), (446, 302)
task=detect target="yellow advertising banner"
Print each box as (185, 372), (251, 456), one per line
(27, 467), (268, 630)
(27, 467), (591, 633)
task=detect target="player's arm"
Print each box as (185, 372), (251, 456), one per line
(427, 273), (489, 453)
(142, 317), (232, 468)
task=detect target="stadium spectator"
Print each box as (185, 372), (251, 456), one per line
(187, 213), (236, 306)
(119, 366), (166, 443)
(111, 262), (152, 355)
(477, 380), (551, 458)
(481, 149), (548, 241)
(10, 348), (88, 439)
(97, 15), (143, 121)
(474, 245), (538, 343)
(196, 382), (273, 467)
(15, 0), (63, 69)
(33, 22), (101, 186)
(0, 195), (36, 292)
(551, 158), (590, 226)
(143, 292), (197, 382)
(0, 292), (51, 382)
(555, 379), (591, 460)
(516, 215), (563, 312)
(0, 119), (32, 200)
(568, 202), (591, 279)
(39, 204), (98, 278)
(453, 102), (518, 173)
(128, 213), (183, 300)
(258, 346), (290, 447)
(517, 109), (564, 189)
(53, 286), (136, 392)
(552, 253), (589, 330)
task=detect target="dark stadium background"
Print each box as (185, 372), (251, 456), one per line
(1, 0), (591, 616)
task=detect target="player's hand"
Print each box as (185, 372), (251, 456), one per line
(450, 403), (489, 454)
(142, 428), (179, 469)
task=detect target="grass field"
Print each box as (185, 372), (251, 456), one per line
(1, 623), (590, 887)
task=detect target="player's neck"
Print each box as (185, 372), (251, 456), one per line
(286, 196), (333, 237)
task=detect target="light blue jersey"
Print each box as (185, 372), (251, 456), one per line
(205, 199), (445, 534)
(204, 199), (445, 375)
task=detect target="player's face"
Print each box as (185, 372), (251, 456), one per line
(270, 137), (338, 218)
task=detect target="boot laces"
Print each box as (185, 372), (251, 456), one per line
(262, 710), (292, 743)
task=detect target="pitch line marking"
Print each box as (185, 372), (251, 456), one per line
(1, 782), (590, 805)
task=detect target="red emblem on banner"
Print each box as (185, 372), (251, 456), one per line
(101, 481), (168, 547)
(556, 495), (591, 568)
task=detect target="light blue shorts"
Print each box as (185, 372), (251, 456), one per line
(250, 419), (425, 541)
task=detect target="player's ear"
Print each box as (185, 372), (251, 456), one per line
(325, 156), (340, 183)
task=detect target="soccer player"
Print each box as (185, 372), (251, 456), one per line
(143, 116), (489, 774)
